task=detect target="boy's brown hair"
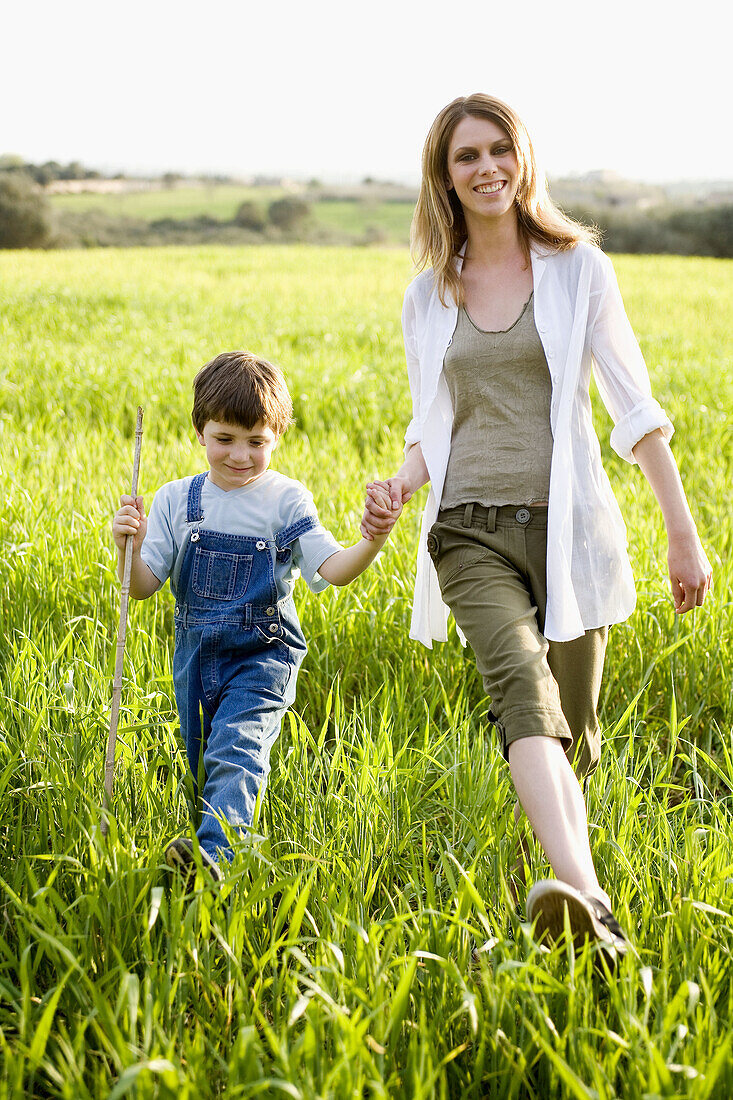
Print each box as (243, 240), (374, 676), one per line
(192, 351), (294, 435)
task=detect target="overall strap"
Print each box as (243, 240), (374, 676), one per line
(276, 514), (318, 550)
(173, 473), (209, 592)
(186, 472), (208, 524)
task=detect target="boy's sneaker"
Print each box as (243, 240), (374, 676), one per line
(526, 879), (628, 968)
(165, 837), (222, 886)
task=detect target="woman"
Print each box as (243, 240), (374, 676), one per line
(362, 94), (711, 962)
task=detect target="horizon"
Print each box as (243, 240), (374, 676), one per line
(4, 0), (731, 188)
(5, 155), (732, 191)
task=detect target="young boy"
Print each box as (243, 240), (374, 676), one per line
(112, 351), (400, 880)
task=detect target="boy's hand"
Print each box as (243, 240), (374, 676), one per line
(113, 495), (147, 553)
(361, 480), (402, 541)
(319, 484), (403, 586)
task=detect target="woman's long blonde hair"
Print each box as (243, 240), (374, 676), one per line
(411, 93), (600, 305)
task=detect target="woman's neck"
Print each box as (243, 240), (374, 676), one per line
(463, 208), (524, 267)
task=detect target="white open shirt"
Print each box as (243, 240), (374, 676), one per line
(403, 241), (673, 646)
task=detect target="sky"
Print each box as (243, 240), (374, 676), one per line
(4, 0), (731, 184)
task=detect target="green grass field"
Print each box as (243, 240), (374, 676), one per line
(0, 246), (731, 1097)
(49, 187), (416, 243)
(49, 185), (288, 221)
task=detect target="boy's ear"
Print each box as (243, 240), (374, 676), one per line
(195, 429), (206, 446)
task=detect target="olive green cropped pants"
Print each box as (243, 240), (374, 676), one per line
(428, 503), (607, 778)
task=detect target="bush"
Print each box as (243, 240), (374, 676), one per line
(564, 202), (733, 259)
(268, 196), (310, 232)
(53, 210), (152, 248)
(0, 172), (52, 248)
(234, 201), (266, 231)
(666, 205), (733, 257)
(358, 224), (388, 246)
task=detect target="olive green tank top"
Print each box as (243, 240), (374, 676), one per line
(441, 292), (554, 509)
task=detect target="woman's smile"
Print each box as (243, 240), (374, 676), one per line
(446, 115), (519, 219)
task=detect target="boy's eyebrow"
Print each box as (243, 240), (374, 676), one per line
(214, 430), (268, 439)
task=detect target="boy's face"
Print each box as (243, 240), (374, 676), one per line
(196, 419), (279, 492)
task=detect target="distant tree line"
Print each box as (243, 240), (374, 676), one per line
(0, 176), (316, 249)
(0, 155), (107, 185)
(235, 197), (309, 232)
(140, 198), (312, 243)
(1, 166), (732, 257)
(568, 204), (733, 260)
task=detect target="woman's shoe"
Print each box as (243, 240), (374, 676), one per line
(526, 879), (628, 968)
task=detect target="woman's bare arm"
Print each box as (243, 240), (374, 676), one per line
(631, 429), (712, 612)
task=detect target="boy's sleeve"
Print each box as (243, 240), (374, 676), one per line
(287, 486), (343, 593)
(140, 483), (177, 585)
(295, 525), (343, 593)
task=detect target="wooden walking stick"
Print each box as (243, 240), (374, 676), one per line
(102, 407), (144, 837)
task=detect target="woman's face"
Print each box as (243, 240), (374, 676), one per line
(445, 115), (520, 222)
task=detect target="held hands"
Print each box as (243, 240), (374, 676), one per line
(112, 495), (147, 553)
(361, 478), (409, 541)
(668, 531), (713, 613)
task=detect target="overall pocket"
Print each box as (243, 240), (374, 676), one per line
(191, 549), (253, 600)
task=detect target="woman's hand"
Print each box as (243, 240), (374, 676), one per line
(631, 430), (713, 614)
(668, 532), (713, 613)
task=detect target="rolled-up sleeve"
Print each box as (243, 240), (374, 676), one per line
(590, 252), (673, 463)
(402, 289), (423, 454)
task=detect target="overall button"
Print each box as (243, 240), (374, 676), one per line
(268, 623), (279, 634)
(515, 508), (531, 524)
(265, 606), (275, 616)
(256, 540), (267, 550)
(190, 532), (200, 542)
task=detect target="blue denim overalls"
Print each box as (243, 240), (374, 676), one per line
(172, 472), (314, 861)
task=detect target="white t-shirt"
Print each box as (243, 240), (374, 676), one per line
(141, 470), (342, 598)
